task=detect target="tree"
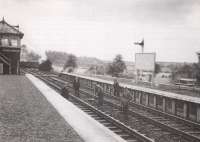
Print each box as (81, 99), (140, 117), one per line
(177, 64), (194, 78)
(20, 45), (41, 62)
(106, 63), (114, 76)
(28, 52), (41, 62)
(106, 54), (126, 77)
(39, 59), (52, 71)
(171, 63), (198, 81)
(63, 54), (77, 72)
(88, 65), (105, 75)
(45, 51), (69, 66)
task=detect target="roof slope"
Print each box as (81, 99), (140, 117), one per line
(0, 18), (23, 38)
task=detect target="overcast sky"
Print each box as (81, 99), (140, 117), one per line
(1, 0), (200, 62)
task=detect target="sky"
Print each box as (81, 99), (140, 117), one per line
(0, 0), (200, 62)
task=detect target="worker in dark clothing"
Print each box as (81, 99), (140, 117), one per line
(93, 82), (98, 96)
(120, 87), (132, 114)
(96, 84), (104, 106)
(61, 85), (69, 99)
(73, 77), (80, 97)
(113, 79), (120, 97)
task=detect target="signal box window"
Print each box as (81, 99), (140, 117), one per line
(11, 39), (18, 47)
(1, 39), (9, 46)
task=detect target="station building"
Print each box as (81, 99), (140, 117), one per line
(0, 18), (24, 74)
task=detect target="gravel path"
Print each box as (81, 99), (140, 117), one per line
(0, 75), (84, 142)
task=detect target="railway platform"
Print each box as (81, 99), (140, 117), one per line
(0, 75), (83, 142)
(26, 74), (127, 142)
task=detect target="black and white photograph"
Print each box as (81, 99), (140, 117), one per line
(0, 0), (200, 142)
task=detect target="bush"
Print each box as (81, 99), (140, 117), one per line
(63, 54), (77, 72)
(106, 54), (126, 77)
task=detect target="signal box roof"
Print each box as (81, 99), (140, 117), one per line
(0, 18), (24, 38)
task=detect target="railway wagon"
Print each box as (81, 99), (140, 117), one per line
(59, 72), (200, 123)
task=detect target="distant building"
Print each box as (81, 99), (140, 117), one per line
(0, 18), (24, 74)
(153, 66), (172, 84)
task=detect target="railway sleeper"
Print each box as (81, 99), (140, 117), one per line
(79, 107), (90, 110)
(152, 118), (169, 121)
(82, 109), (92, 112)
(148, 116), (164, 120)
(93, 116), (103, 120)
(150, 128), (162, 131)
(98, 119), (107, 123)
(90, 114), (100, 117)
(185, 131), (200, 134)
(126, 139), (140, 142)
(101, 122), (112, 126)
(86, 112), (95, 115)
(113, 129), (124, 133)
(108, 126), (119, 130)
(125, 137), (140, 141)
(119, 133), (132, 139)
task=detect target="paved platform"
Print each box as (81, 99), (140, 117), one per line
(0, 75), (84, 142)
(27, 74), (126, 142)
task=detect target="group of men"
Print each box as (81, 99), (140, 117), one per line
(94, 83), (104, 106)
(61, 77), (80, 99)
(61, 77), (132, 114)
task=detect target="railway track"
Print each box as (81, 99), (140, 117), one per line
(24, 69), (153, 142)
(78, 84), (200, 141)
(24, 69), (200, 142)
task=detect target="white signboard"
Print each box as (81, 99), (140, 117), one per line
(135, 53), (156, 72)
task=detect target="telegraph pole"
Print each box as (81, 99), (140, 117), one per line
(134, 39), (144, 83)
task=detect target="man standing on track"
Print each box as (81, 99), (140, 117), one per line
(96, 84), (104, 106)
(61, 84), (69, 99)
(73, 77), (80, 97)
(121, 87), (132, 114)
(113, 79), (120, 97)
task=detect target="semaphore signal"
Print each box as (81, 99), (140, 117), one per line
(134, 39), (144, 53)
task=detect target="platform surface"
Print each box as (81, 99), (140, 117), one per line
(27, 74), (126, 142)
(0, 75), (84, 142)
